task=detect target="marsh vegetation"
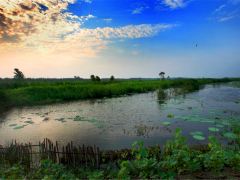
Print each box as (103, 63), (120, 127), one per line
(0, 78), (236, 111)
(0, 78), (240, 178)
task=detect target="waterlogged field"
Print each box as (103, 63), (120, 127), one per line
(0, 83), (240, 149)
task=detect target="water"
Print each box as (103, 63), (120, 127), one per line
(0, 84), (240, 150)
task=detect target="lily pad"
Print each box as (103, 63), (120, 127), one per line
(9, 124), (17, 127)
(55, 118), (66, 122)
(13, 125), (26, 130)
(190, 131), (204, 136)
(167, 114), (174, 118)
(216, 124), (224, 128)
(192, 135), (206, 141)
(221, 121), (230, 126)
(223, 132), (238, 139)
(208, 127), (220, 132)
(162, 121), (171, 126)
(74, 116), (85, 121)
(24, 120), (34, 124)
(201, 119), (215, 123)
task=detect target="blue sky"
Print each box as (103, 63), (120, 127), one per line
(0, 0), (240, 78)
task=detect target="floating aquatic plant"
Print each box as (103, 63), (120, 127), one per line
(223, 132), (237, 139)
(13, 125), (26, 130)
(55, 118), (66, 123)
(167, 114), (174, 118)
(74, 116), (85, 121)
(24, 120), (34, 124)
(190, 131), (205, 140)
(162, 121), (171, 126)
(216, 124), (224, 128)
(201, 119), (215, 124)
(193, 135), (205, 141)
(221, 121), (230, 126)
(9, 124), (17, 127)
(190, 131), (203, 136)
(208, 127), (220, 132)
(73, 116), (104, 129)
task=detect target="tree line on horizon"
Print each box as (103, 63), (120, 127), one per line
(10, 68), (166, 81)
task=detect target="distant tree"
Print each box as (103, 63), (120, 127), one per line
(159, 72), (165, 80)
(110, 75), (115, 81)
(90, 75), (96, 81)
(95, 76), (101, 82)
(74, 76), (82, 79)
(14, 68), (24, 79)
(167, 76), (170, 79)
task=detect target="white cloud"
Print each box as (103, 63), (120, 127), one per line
(0, 0), (81, 44)
(82, 0), (92, 3)
(218, 14), (236, 22)
(214, 4), (226, 13)
(0, 1), (176, 57)
(54, 24), (176, 57)
(211, 1), (240, 22)
(131, 3), (149, 15)
(80, 14), (96, 20)
(103, 18), (112, 23)
(163, 0), (186, 9)
(75, 24), (175, 39)
(132, 7), (145, 14)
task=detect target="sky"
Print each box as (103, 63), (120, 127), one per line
(0, 0), (240, 78)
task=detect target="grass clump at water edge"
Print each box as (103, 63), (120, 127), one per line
(0, 78), (238, 110)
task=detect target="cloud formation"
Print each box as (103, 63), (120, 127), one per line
(0, 0), (176, 57)
(162, 0), (186, 9)
(0, 0), (80, 46)
(132, 7), (145, 14)
(211, 1), (240, 22)
(82, 0), (92, 3)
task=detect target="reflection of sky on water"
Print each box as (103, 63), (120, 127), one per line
(0, 84), (240, 150)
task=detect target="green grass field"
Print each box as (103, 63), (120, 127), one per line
(0, 78), (238, 111)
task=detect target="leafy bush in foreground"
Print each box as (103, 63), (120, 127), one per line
(1, 128), (240, 179)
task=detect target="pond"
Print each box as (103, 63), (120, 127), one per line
(0, 83), (240, 150)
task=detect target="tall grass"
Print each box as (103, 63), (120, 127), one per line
(0, 78), (238, 110)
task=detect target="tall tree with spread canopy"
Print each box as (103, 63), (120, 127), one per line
(159, 72), (165, 80)
(14, 68), (24, 79)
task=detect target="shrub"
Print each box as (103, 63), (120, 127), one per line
(161, 128), (201, 174)
(200, 136), (226, 172)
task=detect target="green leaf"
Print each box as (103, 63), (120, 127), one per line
(192, 135), (205, 141)
(13, 125), (26, 130)
(208, 127), (220, 132)
(190, 131), (203, 136)
(162, 121), (171, 126)
(24, 120), (34, 124)
(223, 132), (238, 139)
(167, 114), (174, 118)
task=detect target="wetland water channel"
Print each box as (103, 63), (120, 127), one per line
(0, 83), (240, 150)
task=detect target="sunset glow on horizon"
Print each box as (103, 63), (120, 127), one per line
(1, 0), (240, 78)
